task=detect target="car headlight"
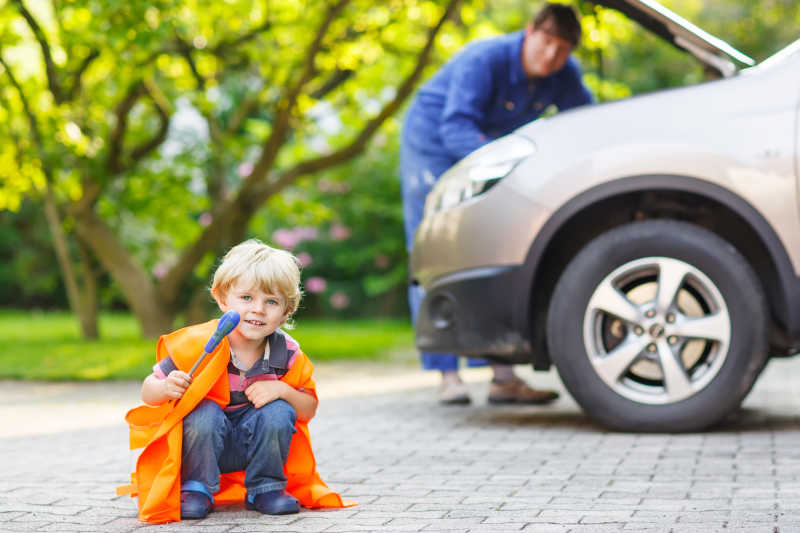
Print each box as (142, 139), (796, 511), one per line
(424, 134), (536, 216)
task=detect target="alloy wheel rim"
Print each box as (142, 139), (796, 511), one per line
(582, 256), (731, 405)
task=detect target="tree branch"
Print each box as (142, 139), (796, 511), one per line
(253, 0), (463, 200)
(0, 50), (43, 148)
(226, 93), (262, 134)
(106, 81), (145, 175)
(11, 0), (64, 102)
(136, 17), (272, 71)
(104, 79), (172, 176)
(162, 0), (443, 307)
(157, 205), (233, 307)
(177, 37), (207, 91)
(211, 20), (272, 55)
(127, 82), (171, 166)
(309, 68), (354, 100)
(66, 49), (100, 101)
(240, 0), (350, 196)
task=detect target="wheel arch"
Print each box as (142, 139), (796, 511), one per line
(520, 174), (800, 369)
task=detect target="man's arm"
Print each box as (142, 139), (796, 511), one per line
(438, 53), (495, 161)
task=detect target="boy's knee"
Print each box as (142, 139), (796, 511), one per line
(255, 400), (297, 432)
(184, 399), (225, 440)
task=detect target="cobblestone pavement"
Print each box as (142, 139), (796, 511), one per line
(3, 357), (800, 533)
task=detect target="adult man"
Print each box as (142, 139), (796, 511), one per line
(401, 3), (594, 404)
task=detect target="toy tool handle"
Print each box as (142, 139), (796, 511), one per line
(204, 310), (240, 353)
(188, 310), (240, 376)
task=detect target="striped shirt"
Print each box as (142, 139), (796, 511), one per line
(153, 329), (302, 411)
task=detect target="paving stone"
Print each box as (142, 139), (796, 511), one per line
(4, 359), (800, 532)
(37, 524), (151, 532)
(577, 510), (634, 523)
(621, 523), (673, 532)
(638, 499), (687, 511)
(461, 525), (527, 532)
(675, 510), (731, 522)
(529, 509), (583, 523)
(519, 525), (570, 532)
(0, 522), (54, 532)
(0, 504), (90, 516)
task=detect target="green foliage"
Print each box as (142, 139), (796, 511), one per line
(0, 205), (67, 307)
(0, 0), (472, 326)
(252, 133), (408, 318)
(0, 0), (797, 326)
(0, 309), (414, 380)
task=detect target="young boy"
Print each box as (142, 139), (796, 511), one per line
(132, 239), (349, 521)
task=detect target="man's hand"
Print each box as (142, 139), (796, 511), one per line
(245, 380), (289, 409)
(163, 370), (192, 400)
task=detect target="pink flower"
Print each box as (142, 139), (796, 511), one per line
(272, 228), (300, 250)
(334, 182), (351, 194)
(198, 212), (212, 227)
(152, 263), (169, 280)
(329, 223), (350, 241)
(272, 227), (319, 251)
(294, 226), (319, 242)
(296, 252), (312, 268)
(317, 179), (350, 194)
(238, 162), (254, 178)
(374, 254), (389, 268)
(330, 291), (350, 309)
(305, 276), (326, 294)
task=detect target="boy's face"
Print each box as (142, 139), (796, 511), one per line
(217, 279), (290, 344)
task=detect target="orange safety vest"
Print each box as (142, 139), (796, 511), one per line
(116, 320), (354, 523)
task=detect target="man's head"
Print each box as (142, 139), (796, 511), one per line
(211, 239), (302, 324)
(522, 3), (582, 79)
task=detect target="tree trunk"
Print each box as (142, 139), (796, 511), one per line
(42, 187), (99, 338)
(76, 236), (99, 339)
(185, 286), (215, 326)
(72, 208), (173, 337)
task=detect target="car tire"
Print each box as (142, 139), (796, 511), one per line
(546, 220), (768, 432)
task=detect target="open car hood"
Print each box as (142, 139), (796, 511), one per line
(592, 0), (754, 77)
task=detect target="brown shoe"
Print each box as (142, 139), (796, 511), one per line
(488, 377), (559, 405)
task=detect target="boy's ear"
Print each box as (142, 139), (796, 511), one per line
(212, 290), (228, 311)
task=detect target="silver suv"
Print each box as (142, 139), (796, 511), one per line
(410, 0), (800, 432)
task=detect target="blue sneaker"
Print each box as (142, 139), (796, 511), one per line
(180, 491), (212, 519)
(246, 489), (300, 515)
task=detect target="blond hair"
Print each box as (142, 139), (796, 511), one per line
(210, 239), (302, 321)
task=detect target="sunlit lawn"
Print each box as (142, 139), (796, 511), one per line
(0, 310), (414, 381)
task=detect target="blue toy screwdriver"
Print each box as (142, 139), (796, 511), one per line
(188, 310), (240, 376)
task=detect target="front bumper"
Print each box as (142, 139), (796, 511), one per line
(414, 265), (534, 364)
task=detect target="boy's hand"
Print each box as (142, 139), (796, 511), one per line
(164, 370), (192, 399)
(245, 380), (288, 409)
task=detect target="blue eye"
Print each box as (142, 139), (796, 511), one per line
(241, 295), (251, 301)
(268, 299), (279, 305)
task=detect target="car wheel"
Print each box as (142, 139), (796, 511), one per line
(546, 220), (768, 432)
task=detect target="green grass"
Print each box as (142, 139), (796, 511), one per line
(0, 310), (414, 381)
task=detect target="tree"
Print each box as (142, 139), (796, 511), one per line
(4, 0), (796, 337)
(0, 0), (463, 337)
